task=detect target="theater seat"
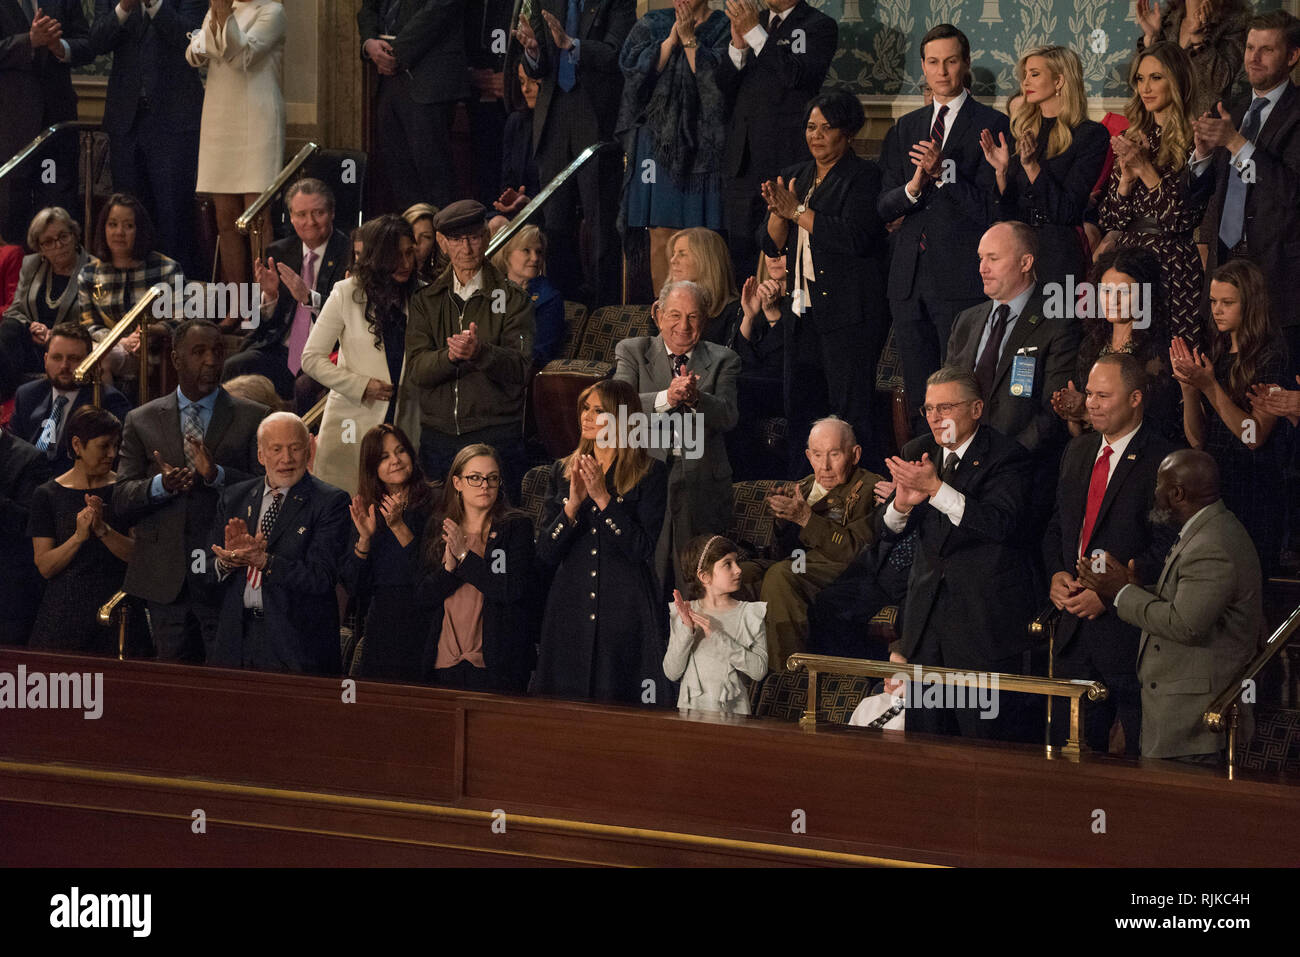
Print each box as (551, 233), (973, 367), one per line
(531, 304), (655, 459)
(519, 464), (552, 536)
(874, 325), (910, 456)
(726, 480), (786, 562)
(753, 669), (876, 723)
(558, 301), (589, 360)
(1235, 708), (1300, 773)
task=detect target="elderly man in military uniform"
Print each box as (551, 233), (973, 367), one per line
(743, 416), (882, 670)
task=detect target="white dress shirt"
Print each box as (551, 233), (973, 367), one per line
(1190, 80), (1288, 177)
(727, 6), (793, 67)
(884, 429), (977, 532)
(906, 88), (968, 202)
(974, 283), (1036, 365)
(453, 267), (485, 301)
(654, 343), (693, 413)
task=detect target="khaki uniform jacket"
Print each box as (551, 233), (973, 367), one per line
(405, 260), (534, 436)
(778, 467), (881, 567)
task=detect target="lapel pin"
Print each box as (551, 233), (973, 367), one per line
(972, 460), (980, 467)
(298, 526), (306, 535)
(1126, 453), (1137, 460)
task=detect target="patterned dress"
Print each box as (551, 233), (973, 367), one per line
(1097, 125), (1209, 346)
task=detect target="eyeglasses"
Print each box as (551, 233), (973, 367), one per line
(462, 473), (501, 488)
(920, 400), (976, 418)
(39, 232), (73, 251)
(444, 233), (485, 247)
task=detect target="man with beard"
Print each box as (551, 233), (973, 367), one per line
(114, 319), (268, 662)
(1078, 449), (1263, 763)
(1043, 353), (1178, 754)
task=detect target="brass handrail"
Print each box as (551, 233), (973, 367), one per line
(1205, 584), (1300, 769)
(302, 393), (328, 431)
(785, 653), (1107, 757)
(236, 142), (320, 264)
(0, 120), (97, 183)
(97, 589), (131, 661)
(1030, 604), (1062, 749)
(484, 141), (614, 260)
(74, 284), (165, 406)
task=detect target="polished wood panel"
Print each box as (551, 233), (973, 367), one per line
(1, 650), (1295, 867)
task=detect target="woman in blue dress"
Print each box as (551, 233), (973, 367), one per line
(617, 0), (729, 294)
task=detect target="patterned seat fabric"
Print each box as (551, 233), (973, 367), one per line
(875, 325), (904, 392)
(536, 358), (616, 379)
(1235, 707), (1300, 773)
(753, 670), (877, 723)
(727, 480), (786, 561)
(519, 464), (552, 537)
(560, 301), (589, 360)
(575, 304), (655, 362)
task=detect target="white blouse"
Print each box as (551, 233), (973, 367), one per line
(664, 600), (768, 715)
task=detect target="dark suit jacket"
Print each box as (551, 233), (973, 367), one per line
(877, 425), (1036, 664)
(8, 378), (133, 476)
(90, 0), (205, 137)
(878, 96), (1010, 301)
(244, 228), (352, 349)
(946, 286), (1080, 455)
(1198, 82), (1300, 329)
(523, 0), (634, 148)
(613, 334), (739, 538)
(0, 430), (51, 642)
(1042, 420), (1178, 669)
(358, 0), (469, 105)
(113, 388), (267, 605)
(1, 0), (91, 153)
(210, 472), (351, 675)
(715, 1), (836, 181)
(759, 151), (888, 334)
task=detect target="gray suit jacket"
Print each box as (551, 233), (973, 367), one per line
(613, 335), (739, 541)
(113, 388), (268, 604)
(1, 250), (90, 327)
(1115, 500), (1262, 759)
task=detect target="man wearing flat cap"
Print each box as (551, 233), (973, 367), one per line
(406, 200), (534, 498)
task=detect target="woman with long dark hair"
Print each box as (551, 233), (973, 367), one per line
(302, 214), (422, 495)
(1050, 246), (1181, 442)
(981, 45), (1108, 287)
(1171, 259), (1287, 573)
(418, 443), (537, 692)
(1098, 41), (1212, 345)
(535, 378), (669, 705)
(341, 423), (434, 681)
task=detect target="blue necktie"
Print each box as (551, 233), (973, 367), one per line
(557, 0), (581, 92)
(35, 394), (69, 458)
(1219, 97), (1267, 250)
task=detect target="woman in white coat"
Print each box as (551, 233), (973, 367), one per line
(186, 0), (286, 303)
(302, 215), (422, 495)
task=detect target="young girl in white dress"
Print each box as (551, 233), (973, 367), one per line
(665, 535), (768, 715)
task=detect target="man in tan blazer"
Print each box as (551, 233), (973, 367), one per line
(1078, 450), (1262, 763)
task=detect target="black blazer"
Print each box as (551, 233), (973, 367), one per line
(1198, 82), (1300, 330)
(416, 511), (538, 692)
(759, 151), (888, 334)
(0, 431), (51, 642)
(0, 0), (90, 168)
(715, 1), (837, 181)
(995, 118), (1108, 285)
(877, 425), (1037, 664)
(90, 0), (205, 137)
(878, 96), (1010, 302)
(358, 0), (469, 106)
(113, 388), (267, 605)
(8, 379), (133, 476)
(209, 473), (351, 675)
(522, 0), (634, 148)
(1042, 421), (1178, 668)
(245, 229), (352, 349)
(946, 286), (1081, 455)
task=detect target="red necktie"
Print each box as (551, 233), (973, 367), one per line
(1078, 445), (1113, 556)
(917, 104), (950, 252)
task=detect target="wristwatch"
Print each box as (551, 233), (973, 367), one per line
(682, 37), (697, 48)
(792, 203), (806, 220)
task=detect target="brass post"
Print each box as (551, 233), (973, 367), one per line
(800, 667), (818, 728)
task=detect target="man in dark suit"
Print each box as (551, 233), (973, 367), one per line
(90, 0), (206, 277)
(114, 320), (267, 663)
(8, 323), (132, 476)
(209, 411), (350, 675)
(516, 0), (633, 307)
(717, 0), (836, 280)
(613, 279), (740, 588)
(0, 430), (50, 645)
(1079, 450), (1262, 763)
(0, 0), (92, 243)
(1191, 10), (1300, 370)
(878, 24), (1009, 437)
(878, 365), (1037, 740)
(1043, 353), (1178, 754)
(223, 179), (351, 409)
(359, 0), (469, 212)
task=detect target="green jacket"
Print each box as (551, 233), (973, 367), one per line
(405, 260), (534, 436)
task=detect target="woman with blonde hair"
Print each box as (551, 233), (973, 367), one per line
(402, 202), (445, 282)
(417, 442), (537, 692)
(535, 378), (669, 706)
(1098, 40), (1211, 345)
(491, 224), (564, 365)
(980, 45), (1108, 286)
(666, 227), (739, 345)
